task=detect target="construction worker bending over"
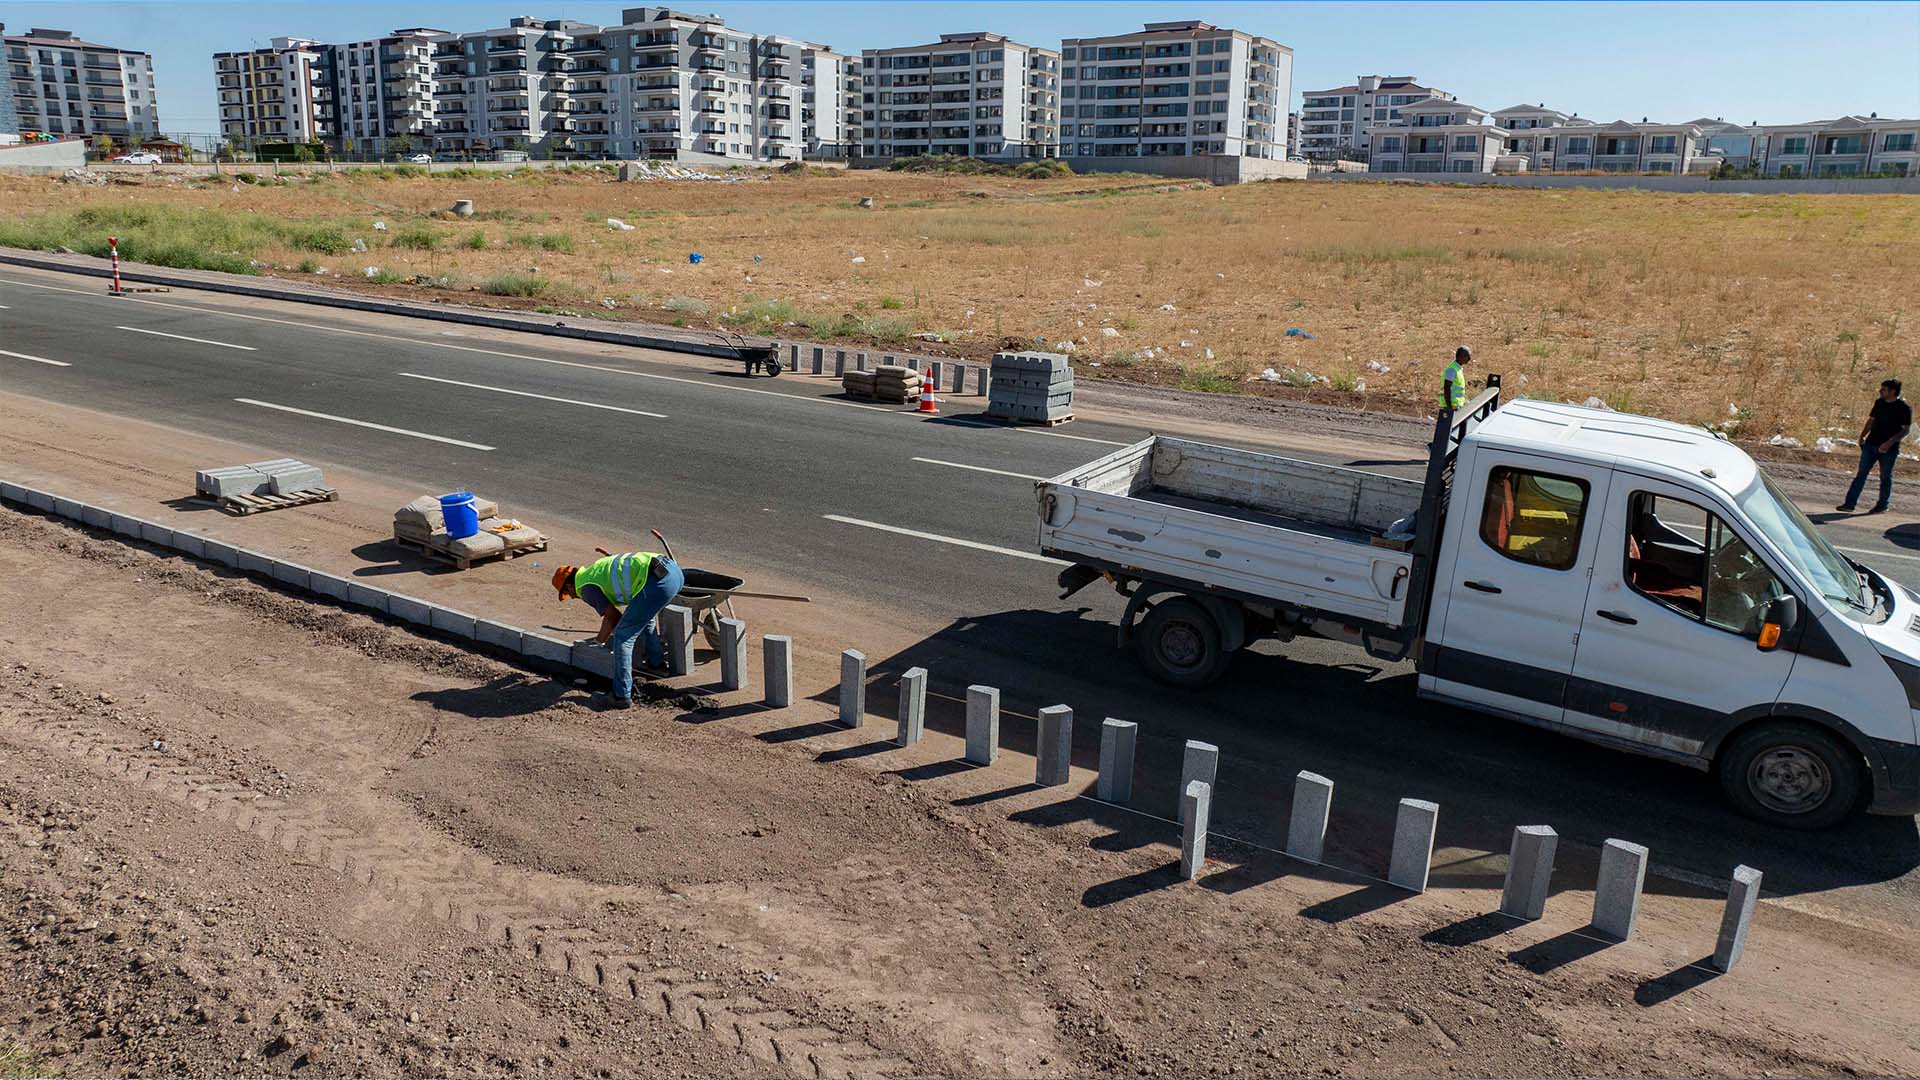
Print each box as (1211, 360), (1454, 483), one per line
(552, 550), (685, 710)
(1442, 345), (1471, 410)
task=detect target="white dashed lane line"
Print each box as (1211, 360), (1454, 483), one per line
(233, 398), (495, 450)
(397, 372), (668, 418)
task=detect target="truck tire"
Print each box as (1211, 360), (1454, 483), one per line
(1136, 597), (1230, 688)
(1716, 720), (1865, 830)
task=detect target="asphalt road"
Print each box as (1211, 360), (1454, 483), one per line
(4, 267), (1917, 919)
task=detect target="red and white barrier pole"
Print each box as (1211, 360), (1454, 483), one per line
(108, 236), (122, 295)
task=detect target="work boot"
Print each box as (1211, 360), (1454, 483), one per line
(1869, 503), (1889, 514)
(591, 692), (633, 712)
(1836, 503), (1857, 512)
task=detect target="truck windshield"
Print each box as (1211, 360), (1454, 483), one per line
(1736, 471), (1867, 610)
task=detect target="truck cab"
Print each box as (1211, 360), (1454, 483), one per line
(1422, 399), (1919, 827)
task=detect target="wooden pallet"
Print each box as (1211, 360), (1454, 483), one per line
(988, 412), (1075, 427)
(198, 486), (338, 516)
(394, 531), (549, 571)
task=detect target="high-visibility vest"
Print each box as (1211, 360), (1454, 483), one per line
(1442, 362), (1466, 409)
(573, 552), (656, 605)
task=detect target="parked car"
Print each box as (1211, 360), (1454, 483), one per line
(404, 153), (432, 165)
(111, 152), (164, 165)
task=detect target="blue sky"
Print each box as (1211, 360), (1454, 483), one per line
(8, 1), (1917, 134)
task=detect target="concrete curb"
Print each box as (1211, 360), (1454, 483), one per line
(0, 478), (612, 685)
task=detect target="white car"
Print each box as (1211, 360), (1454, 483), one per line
(405, 154), (432, 164)
(111, 152), (163, 165)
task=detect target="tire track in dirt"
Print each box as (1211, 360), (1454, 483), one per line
(0, 702), (914, 1080)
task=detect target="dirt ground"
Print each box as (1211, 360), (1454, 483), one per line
(4, 497), (1919, 1077)
(4, 168), (1917, 442)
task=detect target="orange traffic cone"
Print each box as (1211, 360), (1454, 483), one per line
(917, 368), (939, 414)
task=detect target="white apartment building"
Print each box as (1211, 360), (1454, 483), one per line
(800, 44), (856, 159)
(8, 27), (161, 144)
(321, 29), (445, 156)
(1060, 21), (1290, 164)
(1549, 120), (1703, 173)
(430, 18), (589, 158)
(1297, 74), (1449, 160)
(1755, 115), (1919, 177)
(861, 33), (1060, 160)
(215, 38), (326, 146)
(1365, 99), (1505, 173)
(1491, 104), (1586, 171)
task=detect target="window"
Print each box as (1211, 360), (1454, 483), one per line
(1452, 135), (1477, 152)
(1883, 133), (1915, 152)
(1648, 134), (1677, 154)
(1479, 467), (1591, 571)
(1625, 493), (1784, 637)
(1448, 159), (1474, 172)
(1779, 136), (1808, 155)
(1820, 134), (1864, 154)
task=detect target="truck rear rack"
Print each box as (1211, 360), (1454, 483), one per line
(1402, 373), (1503, 650)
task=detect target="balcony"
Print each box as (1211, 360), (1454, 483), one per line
(635, 97), (681, 113)
(486, 39), (526, 54)
(689, 36), (723, 52)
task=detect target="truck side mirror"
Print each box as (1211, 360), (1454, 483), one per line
(1757, 595), (1800, 651)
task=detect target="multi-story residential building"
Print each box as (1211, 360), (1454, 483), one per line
(319, 28), (445, 156)
(841, 56), (863, 158)
(215, 38), (326, 146)
(1549, 119), (1703, 173)
(0, 23), (19, 137)
(861, 32), (1060, 160)
(1285, 109), (1297, 155)
(429, 18), (590, 158)
(1686, 118), (1763, 171)
(1365, 99), (1504, 173)
(1297, 74), (1448, 160)
(1060, 20), (1290, 166)
(1755, 115), (1919, 177)
(8, 27), (161, 144)
(1491, 104), (1586, 171)
(800, 44), (856, 159)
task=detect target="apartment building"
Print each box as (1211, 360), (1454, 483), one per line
(1549, 120), (1703, 173)
(861, 32), (1060, 160)
(430, 18), (591, 158)
(1060, 20), (1290, 167)
(1756, 115), (1919, 177)
(8, 27), (161, 143)
(320, 29), (445, 155)
(1297, 75), (1448, 160)
(215, 38), (326, 145)
(1491, 104), (1585, 171)
(0, 24), (17, 137)
(1365, 99), (1504, 173)
(800, 44), (856, 159)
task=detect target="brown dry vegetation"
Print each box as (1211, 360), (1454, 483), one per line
(2, 167), (1916, 440)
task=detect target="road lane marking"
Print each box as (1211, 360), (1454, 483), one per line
(0, 277), (895, 412)
(822, 514), (1067, 565)
(1838, 545), (1920, 563)
(0, 348), (70, 367)
(911, 457), (1044, 482)
(233, 398), (495, 450)
(397, 372), (668, 418)
(937, 415), (1129, 447)
(116, 325), (257, 351)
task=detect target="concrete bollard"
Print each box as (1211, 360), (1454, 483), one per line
(1591, 838), (1649, 941)
(1035, 705), (1073, 786)
(812, 346), (825, 375)
(661, 605), (694, 676)
(855, 351), (869, 372)
(975, 366), (989, 396)
(838, 649), (866, 728)
(788, 343), (800, 371)
(897, 667), (926, 746)
(964, 685), (999, 765)
(931, 360), (945, 391)
(1711, 864), (1763, 972)
(1180, 780), (1211, 880)
(1287, 771), (1334, 863)
(1179, 740), (1219, 827)
(763, 634), (793, 708)
(1388, 798), (1439, 893)
(833, 349), (846, 376)
(718, 618), (746, 691)
(949, 364), (967, 394)
(1499, 825), (1559, 921)
(1096, 719), (1137, 804)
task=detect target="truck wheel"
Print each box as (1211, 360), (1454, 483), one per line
(1137, 597), (1230, 687)
(1716, 721), (1864, 830)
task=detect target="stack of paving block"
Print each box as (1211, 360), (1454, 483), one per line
(393, 494), (544, 565)
(986, 351), (1074, 424)
(842, 364), (924, 404)
(195, 458), (328, 499)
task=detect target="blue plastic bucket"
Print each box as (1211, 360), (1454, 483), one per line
(439, 491), (479, 539)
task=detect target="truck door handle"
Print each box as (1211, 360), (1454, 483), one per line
(1596, 609), (1638, 625)
(1462, 580), (1502, 594)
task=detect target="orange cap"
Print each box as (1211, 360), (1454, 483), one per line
(551, 564), (576, 599)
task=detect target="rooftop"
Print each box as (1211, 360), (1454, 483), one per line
(5, 27), (139, 53)
(1473, 399), (1758, 498)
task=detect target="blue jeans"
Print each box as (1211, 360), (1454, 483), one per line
(609, 558), (684, 700)
(1845, 444), (1899, 509)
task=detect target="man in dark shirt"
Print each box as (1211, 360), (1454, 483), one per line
(1839, 379), (1911, 513)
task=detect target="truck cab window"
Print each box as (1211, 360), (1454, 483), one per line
(1625, 493), (1785, 636)
(1477, 466), (1589, 570)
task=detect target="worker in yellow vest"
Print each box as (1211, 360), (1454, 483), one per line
(1442, 345), (1471, 410)
(552, 550), (685, 710)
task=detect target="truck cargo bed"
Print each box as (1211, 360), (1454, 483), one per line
(1037, 437), (1424, 627)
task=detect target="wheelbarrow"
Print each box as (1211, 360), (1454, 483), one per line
(590, 535), (809, 649)
(734, 337), (782, 377)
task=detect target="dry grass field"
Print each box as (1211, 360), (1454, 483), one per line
(2, 165), (1915, 441)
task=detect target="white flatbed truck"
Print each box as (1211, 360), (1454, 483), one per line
(1038, 377), (1920, 828)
